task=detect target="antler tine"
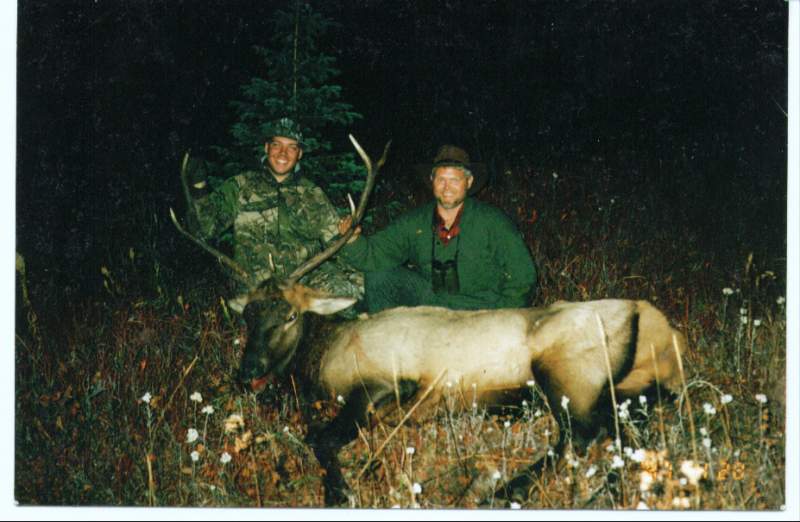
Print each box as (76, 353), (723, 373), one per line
(284, 136), (391, 287)
(171, 154), (256, 289)
(169, 208), (255, 287)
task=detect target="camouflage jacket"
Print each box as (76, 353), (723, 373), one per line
(193, 168), (341, 283)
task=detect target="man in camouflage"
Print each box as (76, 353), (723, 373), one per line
(188, 117), (363, 308)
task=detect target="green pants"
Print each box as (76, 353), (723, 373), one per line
(364, 267), (438, 313)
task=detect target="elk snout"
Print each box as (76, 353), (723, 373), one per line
(237, 332), (275, 393)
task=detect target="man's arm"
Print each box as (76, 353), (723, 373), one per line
(338, 213), (414, 273)
(192, 176), (241, 239)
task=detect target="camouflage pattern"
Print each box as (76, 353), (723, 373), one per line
(266, 117), (305, 147)
(192, 168), (364, 303)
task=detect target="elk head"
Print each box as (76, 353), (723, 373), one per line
(170, 135), (390, 392)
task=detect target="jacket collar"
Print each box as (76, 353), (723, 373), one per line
(262, 166), (303, 187)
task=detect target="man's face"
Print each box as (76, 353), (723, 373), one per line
(431, 166), (473, 210)
(265, 136), (303, 178)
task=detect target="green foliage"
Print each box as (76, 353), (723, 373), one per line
(212, 2), (363, 205)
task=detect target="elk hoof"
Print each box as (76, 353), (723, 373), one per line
(324, 484), (353, 507)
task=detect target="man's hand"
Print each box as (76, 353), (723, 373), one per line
(186, 158), (209, 199)
(338, 216), (361, 244)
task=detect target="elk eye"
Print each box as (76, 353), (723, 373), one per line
(286, 311), (298, 323)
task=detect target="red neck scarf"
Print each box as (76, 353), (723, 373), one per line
(433, 206), (463, 246)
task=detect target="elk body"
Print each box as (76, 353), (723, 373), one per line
(235, 290), (685, 504)
(171, 137), (685, 506)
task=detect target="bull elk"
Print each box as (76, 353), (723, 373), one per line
(171, 137), (686, 506)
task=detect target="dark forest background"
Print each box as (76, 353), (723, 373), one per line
(17, 0), (787, 309)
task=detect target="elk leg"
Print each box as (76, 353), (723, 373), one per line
(306, 382), (399, 506)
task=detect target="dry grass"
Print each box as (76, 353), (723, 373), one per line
(14, 162), (787, 510)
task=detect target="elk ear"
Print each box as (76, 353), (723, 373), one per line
(306, 296), (358, 316)
(228, 294), (250, 314)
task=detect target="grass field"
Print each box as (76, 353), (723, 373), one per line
(14, 159), (788, 510)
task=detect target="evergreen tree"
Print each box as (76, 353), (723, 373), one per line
(213, 1), (363, 207)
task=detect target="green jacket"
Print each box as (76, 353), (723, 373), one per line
(340, 198), (537, 309)
(193, 169), (340, 282)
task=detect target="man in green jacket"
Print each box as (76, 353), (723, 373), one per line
(338, 144), (536, 312)
(188, 117), (363, 305)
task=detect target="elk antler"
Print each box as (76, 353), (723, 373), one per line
(169, 152), (255, 288)
(284, 135), (391, 287)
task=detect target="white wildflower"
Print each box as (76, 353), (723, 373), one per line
(220, 452), (232, 465)
(740, 316), (749, 325)
(639, 395), (648, 406)
(526, 379), (535, 387)
(565, 452), (579, 468)
(521, 400), (528, 407)
(336, 395), (346, 404)
(412, 483), (422, 495)
(610, 455), (625, 469)
(639, 471), (654, 492)
(703, 403), (717, 416)
(740, 307), (748, 316)
(233, 338), (240, 346)
(140, 392), (152, 404)
(223, 414), (245, 433)
(618, 399), (631, 419)
(534, 409), (543, 418)
(504, 420), (511, 429)
(492, 470), (502, 481)
(189, 391), (203, 403)
(406, 447), (415, 455)
(777, 296), (785, 305)
(636, 501), (649, 510)
(190, 450), (200, 462)
(753, 318), (762, 327)
(755, 393), (768, 404)
(552, 172), (558, 179)
(699, 427), (708, 436)
(722, 287), (734, 296)
(623, 447), (633, 458)
(631, 449), (646, 463)
(703, 437), (712, 449)
(680, 460), (705, 486)
(721, 394), (733, 405)
(446, 381), (453, 388)
(672, 497), (691, 509)
(283, 426), (290, 433)
(547, 449), (555, 457)
(585, 465), (597, 478)
(201, 405), (215, 415)
(510, 502), (522, 509)
(561, 395), (570, 410)
(186, 428), (199, 444)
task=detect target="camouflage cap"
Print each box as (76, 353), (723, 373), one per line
(267, 117), (305, 148)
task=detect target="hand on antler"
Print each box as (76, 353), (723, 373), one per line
(338, 216), (361, 243)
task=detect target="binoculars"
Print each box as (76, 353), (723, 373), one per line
(431, 258), (460, 294)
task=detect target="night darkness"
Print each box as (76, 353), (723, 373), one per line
(17, 0), (788, 305)
(10, 0), (799, 510)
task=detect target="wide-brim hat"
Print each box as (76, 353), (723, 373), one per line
(414, 144), (488, 195)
